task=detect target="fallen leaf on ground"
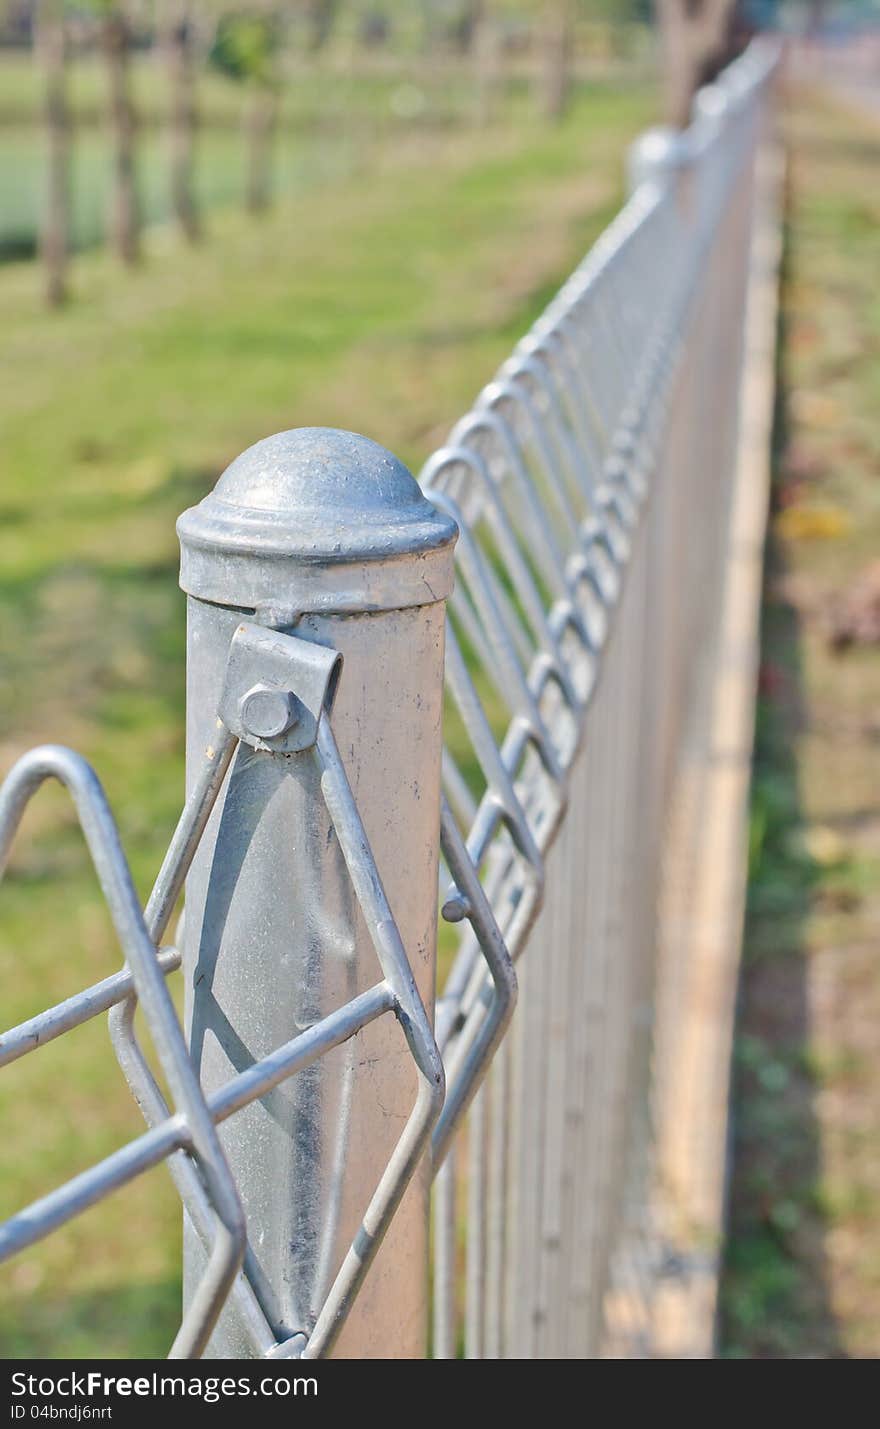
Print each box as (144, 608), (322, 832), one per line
(776, 503), (851, 541)
(785, 824), (848, 867)
(791, 390), (842, 427)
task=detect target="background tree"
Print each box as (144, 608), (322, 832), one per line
(305, 0), (339, 49)
(655, 0), (738, 127)
(210, 8), (282, 214)
(538, 0), (573, 122)
(472, 0), (501, 127)
(164, 0), (201, 241)
(97, 0), (140, 262)
(36, 0), (71, 305)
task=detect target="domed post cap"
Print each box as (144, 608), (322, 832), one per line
(626, 125), (693, 196)
(692, 82), (730, 128)
(177, 428), (459, 616)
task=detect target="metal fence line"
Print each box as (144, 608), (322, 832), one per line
(0, 39), (780, 1359)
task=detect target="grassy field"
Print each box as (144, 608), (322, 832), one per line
(0, 77), (652, 1356)
(721, 85), (880, 1358)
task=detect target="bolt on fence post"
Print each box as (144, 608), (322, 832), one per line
(177, 428), (458, 1357)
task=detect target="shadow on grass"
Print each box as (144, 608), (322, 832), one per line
(720, 233), (843, 1358)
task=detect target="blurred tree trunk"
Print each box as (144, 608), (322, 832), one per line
(101, 8), (139, 263)
(538, 0), (573, 123)
(307, 0), (339, 51)
(420, 1), (437, 54)
(805, 0), (828, 36)
(37, 0), (70, 306)
(473, 1), (500, 126)
(245, 84), (278, 214)
(655, 0), (737, 128)
(164, 0), (199, 241)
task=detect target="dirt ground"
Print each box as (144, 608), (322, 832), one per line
(721, 81), (880, 1359)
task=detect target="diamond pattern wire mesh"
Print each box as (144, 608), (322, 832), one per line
(0, 42), (778, 1358)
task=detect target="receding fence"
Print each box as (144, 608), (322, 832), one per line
(0, 41), (781, 1359)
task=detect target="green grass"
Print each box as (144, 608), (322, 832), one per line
(0, 76), (652, 1357)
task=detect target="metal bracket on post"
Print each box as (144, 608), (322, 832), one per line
(218, 622), (342, 755)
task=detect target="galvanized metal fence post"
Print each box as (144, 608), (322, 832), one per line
(176, 428), (458, 1357)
